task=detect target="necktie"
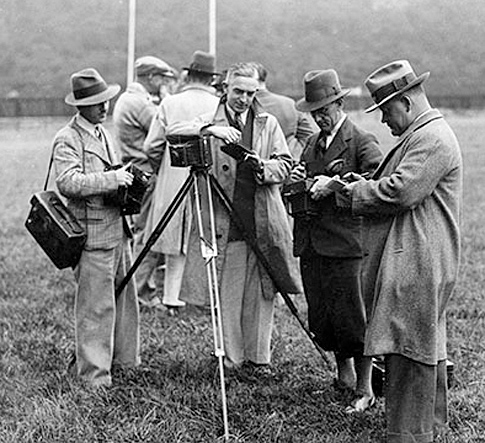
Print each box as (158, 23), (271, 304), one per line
(95, 126), (103, 142)
(234, 112), (244, 131)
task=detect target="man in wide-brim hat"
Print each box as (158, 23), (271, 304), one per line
(290, 68), (382, 413)
(143, 50), (220, 314)
(54, 67), (140, 388)
(338, 59), (462, 442)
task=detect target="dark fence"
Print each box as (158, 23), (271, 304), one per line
(1, 95), (485, 118)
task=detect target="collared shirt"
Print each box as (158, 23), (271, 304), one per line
(322, 112), (347, 150)
(76, 112), (99, 139)
(226, 105), (249, 127)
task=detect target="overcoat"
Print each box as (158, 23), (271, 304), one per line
(349, 109), (462, 365)
(143, 83), (219, 254)
(112, 82), (158, 172)
(53, 115), (123, 250)
(167, 99), (303, 305)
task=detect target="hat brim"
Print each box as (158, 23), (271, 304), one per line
(364, 72), (430, 113)
(65, 84), (121, 107)
(183, 67), (220, 76)
(296, 89), (350, 112)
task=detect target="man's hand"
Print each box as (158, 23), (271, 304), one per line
(114, 164), (134, 187)
(206, 125), (241, 144)
(289, 163), (307, 183)
(309, 174), (336, 200)
(342, 171), (369, 183)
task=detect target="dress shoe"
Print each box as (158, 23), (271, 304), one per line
(345, 394), (376, 414)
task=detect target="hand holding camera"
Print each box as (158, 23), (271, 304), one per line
(114, 163), (134, 187)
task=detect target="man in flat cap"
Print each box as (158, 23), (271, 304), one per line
(335, 60), (462, 442)
(113, 55), (176, 308)
(143, 50), (220, 313)
(289, 69), (382, 413)
(54, 68), (140, 388)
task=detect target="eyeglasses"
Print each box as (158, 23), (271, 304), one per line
(311, 103), (336, 117)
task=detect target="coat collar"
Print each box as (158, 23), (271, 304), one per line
(373, 108), (443, 178)
(212, 98), (268, 146)
(71, 114), (115, 166)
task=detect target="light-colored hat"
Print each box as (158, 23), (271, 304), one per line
(364, 60), (430, 113)
(184, 50), (219, 75)
(135, 56), (175, 77)
(296, 69), (350, 112)
(65, 68), (120, 106)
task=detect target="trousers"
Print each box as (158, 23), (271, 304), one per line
(74, 238), (140, 387)
(219, 241), (275, 367)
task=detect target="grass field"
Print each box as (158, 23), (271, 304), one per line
(0, 111), (484, 442)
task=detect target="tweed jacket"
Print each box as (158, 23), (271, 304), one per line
(350, 109), (462, 365)
(53, 114), (124, 250)
(112, 81), (158, 172)
(256, 89), (317, 160)
(293, 117), (382, 258)
(143, 83), (219, 254)
(166, 99), (303, 304)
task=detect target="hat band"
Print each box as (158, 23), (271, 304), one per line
(73, 82), (108, 100)
(306, 86), (341, 103)
(372, 73), (416, 104)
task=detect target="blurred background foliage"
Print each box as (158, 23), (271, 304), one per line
(0, 0), (484, 99)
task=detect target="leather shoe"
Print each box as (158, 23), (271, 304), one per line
(345, 394), (376, 414)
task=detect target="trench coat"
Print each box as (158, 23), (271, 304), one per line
(143, 83), (219, 254)
(349, 109), (462, 365)
(166, 99), (303, 304)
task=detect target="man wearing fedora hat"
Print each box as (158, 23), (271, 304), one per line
(143, 50), (220, 313)
(113, 55), (176, 309)
(53, 68), (140, 388)
(336, 60), (462, 441)
(290, 68), (382, 412)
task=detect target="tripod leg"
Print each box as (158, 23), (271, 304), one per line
(193, 172), (230, 441)
(115, 171), (195, 298)
(208, 173), (332, 368)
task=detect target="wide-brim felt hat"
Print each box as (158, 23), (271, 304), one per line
(183, 50), (220, 75)
(65, 68), (120, 106)
(364, 59), (430, 113)
(296, 69), (350, 113)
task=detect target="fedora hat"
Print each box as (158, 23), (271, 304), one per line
(296, 69), (350, 113)
(184, 50), (220, 75)
(364, 60), (430, 113)
(135, 56), (175, 78)
(65, 68), (120, 106)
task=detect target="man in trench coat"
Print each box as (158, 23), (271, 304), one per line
(166, 62), (302, 373)
(331, 60), (462, 442)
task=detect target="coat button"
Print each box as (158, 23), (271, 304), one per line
(222, 164), (229, 171)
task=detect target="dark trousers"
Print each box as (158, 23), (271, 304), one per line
(300, 250), (366, 358)
(386, 355), (448, 443)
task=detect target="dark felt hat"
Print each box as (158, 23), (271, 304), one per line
(65, 68), (120, 106)
(296, 69), (350, 112)
(184, 50), (219, 75)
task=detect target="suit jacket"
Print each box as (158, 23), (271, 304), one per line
(256, 89), (317, 160)
(293, 116), (382, 258)
(53, 114), (124, 250)
(350, 109), (462, 364)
